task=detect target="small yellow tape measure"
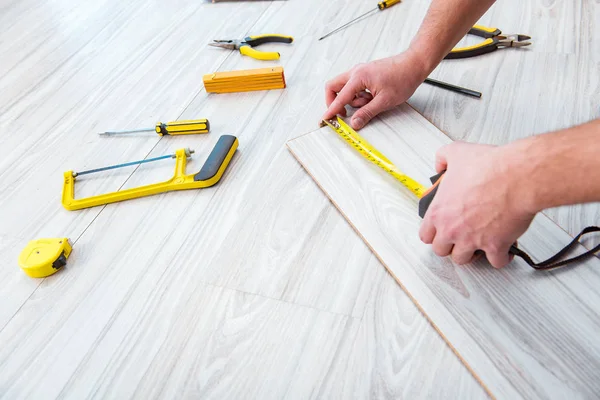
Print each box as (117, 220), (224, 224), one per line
(321, 117), (427, 197)
(18, 238), (72, 278)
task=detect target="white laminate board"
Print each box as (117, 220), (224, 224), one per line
(287, 103), (600, 399)
(1, 277), (359, 399)
(318, 256), (488, 399)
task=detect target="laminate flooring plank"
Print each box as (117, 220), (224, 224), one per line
(287, 103), (600, 399)
(477, 0), (578, 55)
(0, 234), (40, 330)
(0, 0), (147, 112)
(319, 258), (488, 399)
(1, 278), (359, 398)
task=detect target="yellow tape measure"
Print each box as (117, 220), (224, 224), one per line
(321, 117), (427, 198)
(18, 238), (72, 278)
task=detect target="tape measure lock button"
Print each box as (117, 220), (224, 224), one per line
(18, 238), (72, 278)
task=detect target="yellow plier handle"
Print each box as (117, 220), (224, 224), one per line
(445, 25), (502, 59)
(241, 34), (294, 61)
(239, 45), (280, 61)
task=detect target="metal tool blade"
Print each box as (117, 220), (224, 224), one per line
(73, 149), (194, 177)
(318, 8), (378, 41)
(98, 128), (155, 135)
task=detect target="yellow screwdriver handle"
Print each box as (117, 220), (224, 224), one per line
(155, 119), (210, 136)
(378, 0), (401, 10)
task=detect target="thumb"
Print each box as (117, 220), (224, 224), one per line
(351, 96), (388, 130)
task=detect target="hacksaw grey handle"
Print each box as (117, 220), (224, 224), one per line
(194, 135), (238, 182)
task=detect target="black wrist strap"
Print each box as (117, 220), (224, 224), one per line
(509, 226), (600, 270)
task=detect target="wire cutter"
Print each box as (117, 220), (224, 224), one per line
(445, 25), (531, 59)
(209, 34), (294, 61)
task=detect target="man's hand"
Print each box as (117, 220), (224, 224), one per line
(418, 142), (537, 268)
(322, 51), (428, 130)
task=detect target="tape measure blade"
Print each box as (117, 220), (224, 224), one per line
(335, 118), (394, 165)
(323, 117), (427, 197)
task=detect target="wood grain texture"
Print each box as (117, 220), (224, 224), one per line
(0, 0), (485, 397)
(1, 0), (598, 397)
(319, 256), (487, 399)
(287, 103), (600, 399)
(1, 278), (359, 399)
(0, 0), (270, 339)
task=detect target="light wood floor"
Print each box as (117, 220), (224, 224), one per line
(0, 0), (597, 398)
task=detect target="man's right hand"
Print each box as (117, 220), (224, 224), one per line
(322, 50), (429, 130)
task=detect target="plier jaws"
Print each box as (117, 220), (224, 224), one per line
(445, 25), (532, 59)
(497, 34), (532, 48)
(209, 34), (294, 61)
(209, 40), (245, 50)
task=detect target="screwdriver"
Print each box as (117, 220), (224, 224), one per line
(98, 119), (210, 136)
(319, 0), (401, 41)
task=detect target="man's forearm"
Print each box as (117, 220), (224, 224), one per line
(403, 0), (496, 75)
(508, 119), (600, 213)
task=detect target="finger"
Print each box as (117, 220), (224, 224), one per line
(324, 71), (351, 108)
(419, 217), (436, 244)
(350, 97), (371, 108)
(325, 79), (365, 119)
(451, 246), (478, 265)
(432, 236), (453, 257)
(351, 95), (389, 130)
(485, 247), (512, 269)
(323, 77), (364, 120)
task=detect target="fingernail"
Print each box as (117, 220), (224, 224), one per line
(353, 117), (364, 129)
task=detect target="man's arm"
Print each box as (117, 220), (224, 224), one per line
(322, 0), (496, 130)
(407, 0), (497, 73)
(419, 119), (600, 268)
(516, 119), (600, 210)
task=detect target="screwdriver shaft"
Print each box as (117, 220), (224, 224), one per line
(98, 128), (155, 135)
(318, 8), (378, 41)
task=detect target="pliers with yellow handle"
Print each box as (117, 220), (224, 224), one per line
(209, 34), (294, 61)
(445, 25), (531, 59)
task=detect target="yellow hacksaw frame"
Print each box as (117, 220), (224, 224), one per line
(62, 135), (238, 211)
